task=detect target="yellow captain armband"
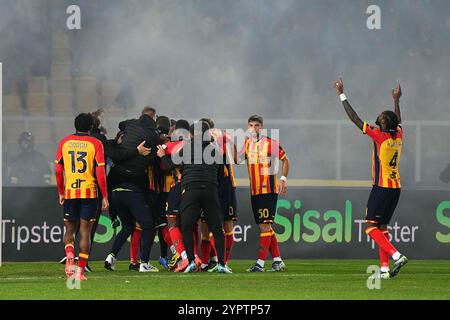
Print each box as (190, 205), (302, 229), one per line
(363, 122), (368, 134)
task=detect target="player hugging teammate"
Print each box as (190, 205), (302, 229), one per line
(55, 110), (293, 278)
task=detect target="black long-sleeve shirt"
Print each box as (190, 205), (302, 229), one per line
(161, 140), (224, 191)
(91, 129), (139, 164)
(109, 115), (159, 191)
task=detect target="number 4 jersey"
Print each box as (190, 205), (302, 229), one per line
(55, 133), (107, 199)
(363, 122), (402, 188)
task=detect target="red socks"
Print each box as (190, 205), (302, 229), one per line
(169, 226), (185, 256)
(224, 231), (234, 264)
(130, 227), (142, 264)
(210, 235), (217, 257)
(258, 231), (272, 261)
(269, 231), (281, 258)
(78, 252), (89, 269)
(65, 243), (74, 258)
(193, 225), (199, 256)
(161, 226), (173, 247)
(366, 227), (397, 257)
(379, 231), (390, 268)
(201, 236), (212, 265)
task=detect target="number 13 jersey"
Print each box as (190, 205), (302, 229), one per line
(55, 133), (105, 199)
(363, 122), (402, 189)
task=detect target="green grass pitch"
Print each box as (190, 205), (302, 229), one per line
(1, 260), (449, 300)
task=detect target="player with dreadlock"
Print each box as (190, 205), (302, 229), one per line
(333, 77), (408, 279)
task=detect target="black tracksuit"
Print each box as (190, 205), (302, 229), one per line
(84, 129), (143, 258)
(161, 140), (225, 265)
(108, 115), (160, 263)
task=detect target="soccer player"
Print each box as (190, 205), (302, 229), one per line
(154, 116), (172, 268)
(163, 120), (193, 271)
(55, 113), (109, 281)
(333, 77), (408, 278)
(236, 115), (290, 272)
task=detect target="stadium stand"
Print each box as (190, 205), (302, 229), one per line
(26, 93), (49, 116)
(3, 95), (24, 116)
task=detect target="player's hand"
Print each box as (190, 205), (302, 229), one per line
(101, 198), (109, 211)
(279, 180), (287, 195)
(333, 77), (344, 95)
(392, 83), (402, 101)
(137, 141), (151, 156)
(157, 145), (166, 158)
(211, 128), (222, 141)
(59, 194), (65, 205)
(116, 133), (124, 145)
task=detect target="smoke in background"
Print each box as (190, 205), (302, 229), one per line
(1, 0), (450, 187)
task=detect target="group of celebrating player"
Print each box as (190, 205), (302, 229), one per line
(56, 106), (290, 280)
(55, 77), (408, 282)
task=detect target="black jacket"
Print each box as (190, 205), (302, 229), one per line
(90, 128), (139, 164)
(109, 115), (160, 191)
(161, 140), (224, 190)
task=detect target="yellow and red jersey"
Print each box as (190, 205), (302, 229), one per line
(363, 122), (402, 188)
(148, 164), (157, 192)
(55, 133), (105, 199)
(160, 171), (175, 193)
(163, 140), (184, 191)
(219, 132), (237, 188)
(244, 136), (286, 196)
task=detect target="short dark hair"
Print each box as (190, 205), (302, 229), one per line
(175, 119), (190, 131)
(156, 115), (171, 134)
(199, 118), (214, 129)
(170, 119), (177, 127)
(142, 106), (156, 116)
(248, 115), (263, 125)
(74, 113), (94, 132)
(190, 120), (210, 137)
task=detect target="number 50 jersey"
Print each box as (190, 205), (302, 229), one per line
(363, 122), (402, 189)
(55, 133), (105, 199)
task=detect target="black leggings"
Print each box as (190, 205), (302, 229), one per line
(180, 185), (224, 264)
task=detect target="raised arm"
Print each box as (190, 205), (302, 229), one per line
(392, 83), (402, 124)
(333, 77), (364, 131)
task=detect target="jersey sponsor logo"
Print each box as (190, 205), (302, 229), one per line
(70, 179), (86, 189)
